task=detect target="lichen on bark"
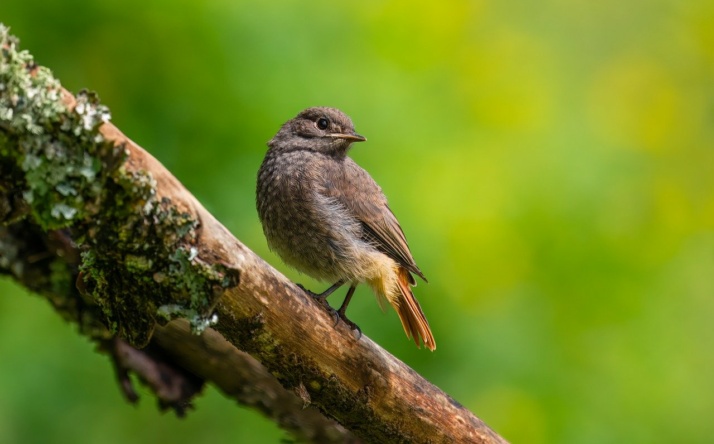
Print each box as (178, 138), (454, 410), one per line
(0, 24), (236, 348)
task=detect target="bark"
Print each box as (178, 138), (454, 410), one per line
(0, 24), (507, 443)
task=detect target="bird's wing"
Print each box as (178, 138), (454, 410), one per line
(319, 158), (426, 282)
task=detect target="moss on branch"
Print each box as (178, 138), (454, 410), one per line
(0, 24), (236, 347)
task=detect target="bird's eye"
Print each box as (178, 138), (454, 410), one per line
(316, 117), (329, 130)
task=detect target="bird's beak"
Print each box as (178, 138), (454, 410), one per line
(329, 132), (367, 142)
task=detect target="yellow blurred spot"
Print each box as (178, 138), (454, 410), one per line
(445, 218), (532, 310)
(588, 57), (694, 152)
(458, 28), (556, 132)
(363, 0), (480, 69)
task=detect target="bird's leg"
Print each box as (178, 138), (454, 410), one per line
(336, 285), (362, 339)
(297, 279), (345, 300)
(297, 279), (345, 322)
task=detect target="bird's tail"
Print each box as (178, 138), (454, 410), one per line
(392, 267), (436, 351)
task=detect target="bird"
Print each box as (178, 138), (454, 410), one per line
(256, 107), (435, 350)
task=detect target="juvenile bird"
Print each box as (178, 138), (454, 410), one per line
(256, 107), (435, 350)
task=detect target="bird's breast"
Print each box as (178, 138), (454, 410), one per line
(256, 151), (367, 281)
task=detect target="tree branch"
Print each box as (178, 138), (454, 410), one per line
(0, 24), (507, 443)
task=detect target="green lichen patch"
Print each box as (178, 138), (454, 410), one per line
(75, 162), (237, 347)
(0, 24), (239, 348)
(1, 26), (114, 231)
(156, 304), (218, 335)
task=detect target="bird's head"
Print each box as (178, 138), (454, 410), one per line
(268, 107), (366, 156)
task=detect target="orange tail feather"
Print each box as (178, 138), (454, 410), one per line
(393, 267), (436, 351)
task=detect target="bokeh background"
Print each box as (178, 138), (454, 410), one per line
(2, 1), (713, 443)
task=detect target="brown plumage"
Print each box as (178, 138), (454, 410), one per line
(256, 107), (435, 350)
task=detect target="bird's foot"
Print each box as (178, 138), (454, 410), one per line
(336, 307), (362, 340)
(297, 281), (361, 339)
(297, 283), (340, 324)
(296, 283), (318, 298)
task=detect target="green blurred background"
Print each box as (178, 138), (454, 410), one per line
(2, 1), (713, 442)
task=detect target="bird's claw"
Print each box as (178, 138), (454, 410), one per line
(298, 283), (339, 321)
(345, 321), (362, 340)
(316, 300), (348, 331)
(296, 283), (318, 298)
(318, 302), (339, 325)
(337, 309), (362, 339)
(297, 282), (362, 340)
